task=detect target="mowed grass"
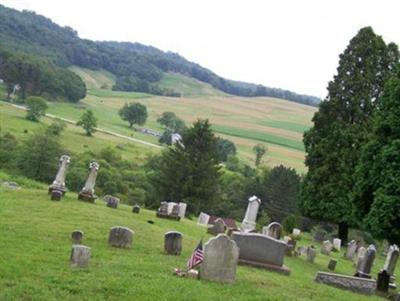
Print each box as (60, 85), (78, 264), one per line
(46, 67), (317, 172)
(0, 178), (395, 301)
(0, 102), (157, 163)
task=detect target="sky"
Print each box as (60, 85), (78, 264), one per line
(1, 0), (400, 98)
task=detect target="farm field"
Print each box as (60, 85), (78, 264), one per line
(0, 176), (395, 301)
(45, 67), (317, 172)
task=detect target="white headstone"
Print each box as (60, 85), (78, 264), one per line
(292, 228), (301, 236)
(240, 195), (261, 232)
(333, 238), (342, 251)
(178, 202), (187, 219)
(197, 212), (210, 226)
(167, 202), (177, 215)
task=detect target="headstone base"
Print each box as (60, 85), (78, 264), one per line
(50, 190), (63, 201)
(156, 212), (181, 221)
(354, 271), (372, 279)
(78, 192), (96, 203)
(238, 259), (291, 275)
(315, 271), (376, 295)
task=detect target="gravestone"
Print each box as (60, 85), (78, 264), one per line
(48, 155), (70, 200)
(178, 202), (187, 219)
(307, 246), (317, 263)
(345, 240), (358, 260)
(164, 231), (182, 255)
(104, 195), (119, 209)
(167, 202), (177, 215)
(356, 247), (367, 271)
(376, 269), (390, 293)
(240, 196), (261, 232)
(108, 226), (134, 248)
(78, 161), (100, 202)
(383, 244), (399, 276)
(171, 204), (180, 217)
(315, 272), (377, 295)
(285, 237), (297, 256)
(321, 240), (333, 255)
(159, 202), (168, 215)
(328, 259), (337, 271)
(70, 245), (91, 268)
(262, 222), (283, 239)
(297, 246), (308, 256)
(156, 202), (181, 220)
(355, 245), (376, 279)
(197, 212), (210, 226)
(333, 238), (341, 252)
(71, 230), (84, 244)
(231, 232), (290, 274)
(207, 218), (226, 236)
(132, 204), (140, 214)
(200, 234), (239, 283)
(292, 228), (301, 237)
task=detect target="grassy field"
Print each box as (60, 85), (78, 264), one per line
(0, 102), (157, 163)
(0, 176), (396, 301)
(44, 67), (316, 172)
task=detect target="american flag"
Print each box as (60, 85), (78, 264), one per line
(187, 239), (204, 270)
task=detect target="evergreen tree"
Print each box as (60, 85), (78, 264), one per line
(301, 27), (399, 242)
(355, 71), (400, 244)
(151, 119), (221, 213)
(77, 110), (97, 136)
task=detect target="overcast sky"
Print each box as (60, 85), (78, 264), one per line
(1, 0), (400, 98)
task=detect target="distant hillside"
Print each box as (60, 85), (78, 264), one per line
(0, 4), (320, 105)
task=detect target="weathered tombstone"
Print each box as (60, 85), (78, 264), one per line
(70, 245), (91, 267)
(167, 202), (177, 215)
(78, 161), (100, 202)
(49, 155), (70, 200)
(108, 226), (134, 248)
(285, 237), (297, 256)
(297, 246), (308, 256)
(345, 240), (358, 260)
(240, 195), (261, 232)
(132, 204), (140, 214)
(231, 232), (290, 274)
(200, 234), (239, 283)
(333, 238), (341, 252)
(104, 195), (119, 209)
(321, 240), (333, 255)
(355, 245), (376, 279)
(159, 202), (168, 215)
(164, 231), (182, 255)
(292, 228), (301, 237)
(356, 247), (367, 271)
(383, 244), (399, 276)
(307, 246), (317, 263)
(328, 259), (337, 271)
(262, 222), (283, 239)
(207, 218), (226, 236)
(171, 204), (180, 217)
(71, 230), (83, 244)
(197, 212), (210, 226)
(376, 269), (390, 293)
(178, 202), (187, 219)
(315, 272), (377, 295)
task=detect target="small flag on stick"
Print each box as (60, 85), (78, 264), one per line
(187, 239), (204, 270)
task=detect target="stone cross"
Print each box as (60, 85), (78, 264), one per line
(70, 245), (91, 267)
(200, 234), (239, 283)
(164, 231), (182, 255)
(262, 222), (283, 239)
(108, 226), (134, 248)
(78, 161), (99, 202)
(355, 245), (376, 278)
(240, 195), (261, 232)
(345, 240), (358, 260)
(383, 244), (399, 276)
(49, 155), (70, 200)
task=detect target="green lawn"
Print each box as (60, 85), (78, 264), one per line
(0, 175), (395, 301)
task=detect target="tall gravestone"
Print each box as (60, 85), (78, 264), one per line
(48, 155), (70, 200)
(262, 222), (283, 240)
(78, 161), (99, 203)
(240, 196), (261, 232)
(200, 234), (239, 283)
(164, 231), (182, 255)
(345, 240), (358, 260)
(355, 245), (376, 279)
(355, 247), (366, 271)
(383, 244), (399, 276)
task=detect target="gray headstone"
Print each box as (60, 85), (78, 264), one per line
(307, 246), (317, 263)
(132, 205), (140, 214)
(207, 218), (226, 236)
(383, 244), (399, 276)
(78, 161), (100, 202)
(376, 269), (390, 293)
(108, 226), (134, 248)
(104, 195), (120, 209)
(178, 202), (187, 219)
(355, 245), (376, 278)
(315, 271), (376, 295)
(49, 155), (70, 200)
(70, 245), (91, 267)
(197, 212), (210, 226)
(321, 240), (333, 255)
(262, 222), (283, 239)
(345, 240), (358, 260)
(164, 231), (182, 255)
(200, 234), (239, 283)
(159, 202), (168, 214)
(240, 195), (261, 232)
(167, 202), (177, 215)
(71, 230), (83, 244)
(171, 204), (180, 217)
(328, 259), (337, 271)
(231, 232), (290, 274)
(356, 247), (367, 271)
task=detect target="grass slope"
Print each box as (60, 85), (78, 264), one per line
(55, 67), (317, 172)
(0, 178), (394, 301)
